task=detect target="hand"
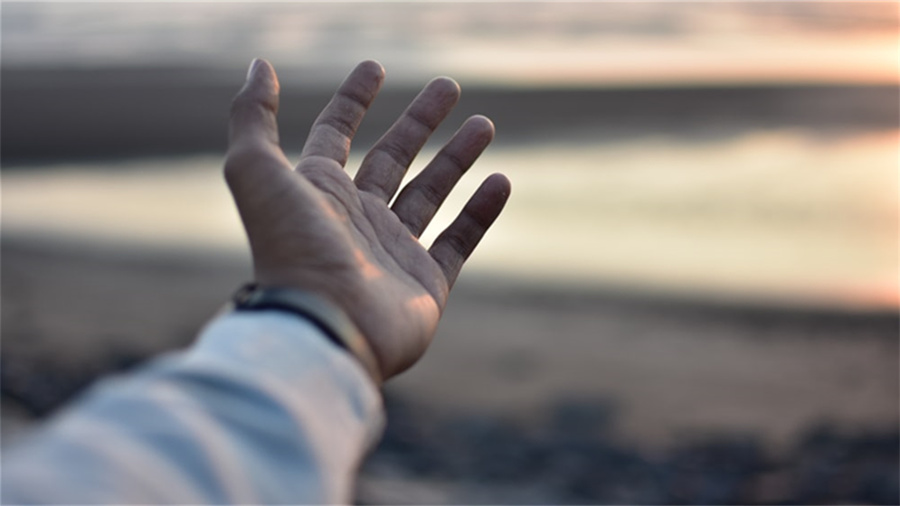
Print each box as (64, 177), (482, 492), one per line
(224, 59), (510, 380)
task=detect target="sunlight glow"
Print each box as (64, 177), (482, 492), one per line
(4, 130), (897, 311)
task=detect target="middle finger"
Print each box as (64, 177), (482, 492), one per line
(354, 77), (460, 203)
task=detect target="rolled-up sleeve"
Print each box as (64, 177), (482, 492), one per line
(1, 311), (385, 504)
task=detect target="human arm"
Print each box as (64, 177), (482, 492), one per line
(1, 312), (382, 504)
(1, 59), (509, 504)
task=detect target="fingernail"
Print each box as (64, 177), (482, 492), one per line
(246, 58), (262, 81)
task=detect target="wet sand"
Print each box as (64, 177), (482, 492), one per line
(3, 235), (896, 444)
(2, 235), (898, 503)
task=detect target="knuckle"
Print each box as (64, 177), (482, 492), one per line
(337, 87), (371, 112)
(439, 149), (468, 174)
(223, 148), (249, 183)
(223, 143), (275, 182)
(377, 141), (416, 168)
(400, 214), (424, 237)
(415, 182), (444, 209)
(406, 110), (436, 132)
(466, 207), (493, 231)
(442, 231), (471, 259)
(230, 87), (278, 120)
(229, 89), (253, 117)
(320, 114), (356, 139)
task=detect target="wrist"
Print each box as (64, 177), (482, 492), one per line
(230, 283), (383, 385)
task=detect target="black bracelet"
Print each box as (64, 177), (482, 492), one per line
(230, 283), (382, 385)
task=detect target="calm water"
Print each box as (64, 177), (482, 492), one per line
(4, 129), (897, 310)
(2, 2), (897, 309)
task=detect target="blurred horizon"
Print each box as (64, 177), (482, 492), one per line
(2, 1), (898, 310)
(2, 4), (899, 504)
(2, 2), (897, 88)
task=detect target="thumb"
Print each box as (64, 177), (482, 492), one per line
(224, 58), (291, 192)
(229, 58), (281, 149)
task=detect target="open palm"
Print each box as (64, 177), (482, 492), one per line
(225, 59), (510, 380)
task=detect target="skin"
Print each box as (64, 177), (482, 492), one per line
(225, 59), (511, 381)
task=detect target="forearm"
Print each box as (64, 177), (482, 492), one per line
(1, 311), (384, 504)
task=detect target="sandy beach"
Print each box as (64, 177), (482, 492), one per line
(2, 236), (897, 503)
(3, 235), (897, 441)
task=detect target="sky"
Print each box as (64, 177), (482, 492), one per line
(2, 2), (897, 87)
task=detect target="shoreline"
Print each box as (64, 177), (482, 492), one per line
(2, 66), (897, 164)
(2, 231), (896, 320)
(2, 235), (896, 448)
(2, 234), (897, 503)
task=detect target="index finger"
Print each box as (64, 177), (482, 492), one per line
(299, 60), (385, 167)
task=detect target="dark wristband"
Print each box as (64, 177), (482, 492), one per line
(230, 283), (382, 385)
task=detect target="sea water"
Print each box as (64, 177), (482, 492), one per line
(4, 129), (896, 310)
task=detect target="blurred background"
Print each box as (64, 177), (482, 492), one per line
(2, 2), (898, 504)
